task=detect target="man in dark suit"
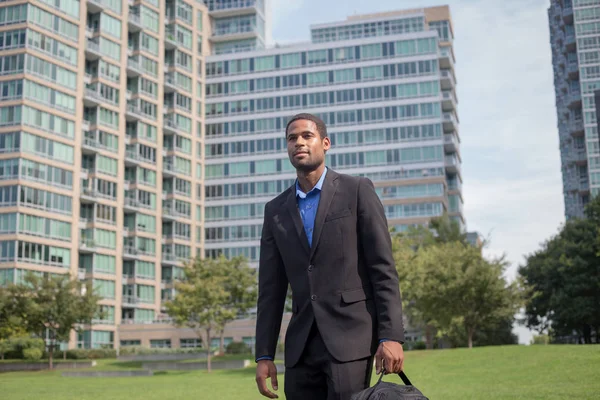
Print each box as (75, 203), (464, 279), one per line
(254, 113), (405, 400)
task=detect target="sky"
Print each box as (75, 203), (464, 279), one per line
(268, 0), (563, 344)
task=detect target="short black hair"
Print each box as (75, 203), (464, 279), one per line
(285, 113), (328, 139)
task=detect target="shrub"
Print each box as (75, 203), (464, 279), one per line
(23, 348), (43, 361)
(64, 349), (117, 360)
(5, 336), (46, 359)
(413, 341), (427, 350)
(531, 334), (550, 345)
(225, 341), (251, 354)
(118, 346), (204, 356)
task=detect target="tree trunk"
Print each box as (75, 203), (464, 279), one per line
(63, 349), (67, 360)
(467, 327), (475, 349)
(206, 328), (212, 373)
(219, 330), (225, 355)
(425, 324), (433, 350)
(583, 324), (592, 344)
(48, 344), (54, 370)
(1, 353), (4, 360)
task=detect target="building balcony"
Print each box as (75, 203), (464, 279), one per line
(563, 4), (573, 23)
(445, 154), (460, 174)
(83, 88), (104, 107)
(87, 0), (107, 13)
(79, 238), (96, 253)
(161, 253), (179, 266)
(162, 206), (188, 221)
(128, 12), (142, 32)
(438, 46), (455, 69)
(565, 32), (576, 50)
(126, 103), (144, 121)
(80, 188), (99, 203)
(164, 31), (178, 50)
(569, 148), (588, 166)
(123, 245), (154, 259)
(82, 135), (109, 154)
(207, 0), (259, 17)
(85, 40), (102, 60)
(443, 112), (458, 132)
(210, 25), (258, 42)
(567, 90), (581, 108)
(123, 197), (153, 212)
(441, 90), (457, 112)
(567, 61), (579, 79)
(126, 59), (143, 77)
(163, 117), (184, 134)
(121, 295), (143, 307)
(570, 119), (584, 137)
(123, 246), (142, 260)
(124, 150), (144, 166)
(85, 27), (99, 39)
(440, 69), (456, 90)
(448, 178), (462, 193)
(164, 73), (177, 92)
(444, 133), (459, 152)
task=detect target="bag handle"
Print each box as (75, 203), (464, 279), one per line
(365, 369), (413, 400)
(377, 368), (412, 386)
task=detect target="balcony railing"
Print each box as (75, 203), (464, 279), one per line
(79, 238), (96, 248)
(129, 12), (141, 25)
(207, 0), (257, 11)
(212, 25), (256, 37)
(86, 40), (100, 53)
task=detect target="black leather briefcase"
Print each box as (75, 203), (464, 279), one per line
(350, 370), (429, 400)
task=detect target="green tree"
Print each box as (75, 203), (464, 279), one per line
(166, 255), (257, 372)
(395, 241), (520, 348)
(217, 256), (258, 354)
(0, 287), (28, 359)
(428, 214), (469, 245)
(4, 273), (100, 368)
(520, 197), (600, 343)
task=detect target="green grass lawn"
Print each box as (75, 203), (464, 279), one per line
(1, 345), (599, 400)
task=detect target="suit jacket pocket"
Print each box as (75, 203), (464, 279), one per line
(325, 208), (351, 222)
(341, 286), (373, 304)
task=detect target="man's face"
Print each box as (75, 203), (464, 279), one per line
(286, 119), (331, 173)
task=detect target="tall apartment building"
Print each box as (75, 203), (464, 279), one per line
(0, 0), (209, 349)
(0, 1), (462, 350)
(201, 6), (463, 266)
(549, 0), (600, 219)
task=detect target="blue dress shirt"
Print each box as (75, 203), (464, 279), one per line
(296, 167), (327, 247)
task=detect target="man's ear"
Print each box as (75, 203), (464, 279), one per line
(322, 137), (331, 151)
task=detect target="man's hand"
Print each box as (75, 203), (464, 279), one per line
(255, 360), (279, 398)
(375, 341), (404, 374)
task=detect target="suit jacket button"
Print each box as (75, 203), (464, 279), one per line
(308, 265), (314, 272)
(311, 295), (317, 301)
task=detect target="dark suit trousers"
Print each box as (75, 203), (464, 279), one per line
(284, 322), (374, 400)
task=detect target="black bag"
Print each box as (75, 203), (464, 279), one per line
(350, 370), (429, 400)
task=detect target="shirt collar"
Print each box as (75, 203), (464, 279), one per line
(296, 167), (328, 199)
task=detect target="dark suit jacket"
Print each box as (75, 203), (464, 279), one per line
(255, 168), (404, 368)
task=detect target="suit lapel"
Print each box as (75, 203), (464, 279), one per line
(285, 188), (310, 256)
(310, 170), (339, 259)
